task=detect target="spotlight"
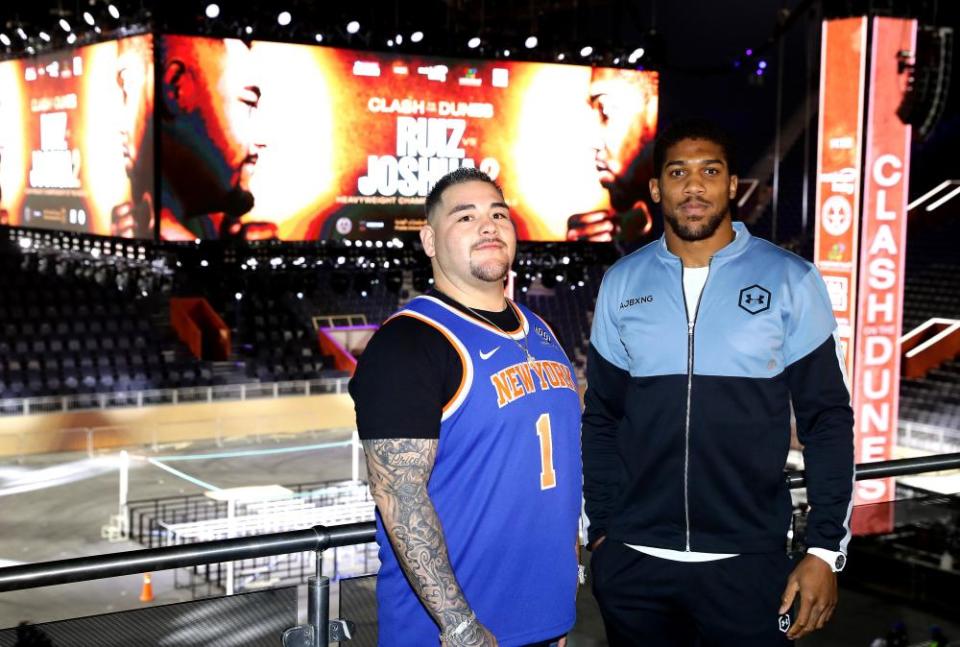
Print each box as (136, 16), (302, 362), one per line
(580, 45), (593, 57)
(628, 47), (645, 63)
(314, 33), (323, 42)
(16, 28), (27, 40)
(205, 4), (220, 19)
(93, 26), (101, 34)
(525, 36), (538, 49)
(244, 26), (253, 34)
(0, 34), (10, 47)
(410, 31), (423, 43)
(66, 33), (77, 44)
(235, 292), (243, 301)
(745, 48), (753, 56)
(346, 20), (360, 34)
(395, 33), (403, 45)
(503, 49), (510, 57)
(468, 36), (481, 49)
(59, 19), (71, 32)
(277, 11), (291, 26)
(387, 39), (394, 47)
(758, 60), (768, 69)
(39, 31), (51, 42)
(82, 11), (95, 26)
(108, 4), (120, 19)
(557, 53), (565, 61)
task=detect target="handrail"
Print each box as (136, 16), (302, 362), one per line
(783, 452), (960, 487)
(0, 454), (959, 593)
(0, 522), (375, 592)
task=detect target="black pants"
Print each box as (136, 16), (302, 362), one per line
(591, 541), (796, 647)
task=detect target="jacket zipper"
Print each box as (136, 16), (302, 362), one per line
(681, 260), (711, 551)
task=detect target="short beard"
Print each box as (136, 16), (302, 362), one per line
(223, 186), (255, 217)
(664, 207), (728, 242)
(470, 260), (510, 283)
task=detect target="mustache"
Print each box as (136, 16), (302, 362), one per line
(472, 237), (506, 249)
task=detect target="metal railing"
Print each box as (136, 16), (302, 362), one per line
(0, 453), (958, 646)
(0, 377), (352, 417)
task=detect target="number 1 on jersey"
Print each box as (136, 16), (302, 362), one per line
(536, 413), (556, 490)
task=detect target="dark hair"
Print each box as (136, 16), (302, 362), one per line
(424, 167), (503, 221)
(652, 118), (737, 177)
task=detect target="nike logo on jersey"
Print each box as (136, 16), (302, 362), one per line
(479, 346), (500, 360)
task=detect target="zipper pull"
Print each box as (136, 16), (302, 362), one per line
(688, 321), (694, 334)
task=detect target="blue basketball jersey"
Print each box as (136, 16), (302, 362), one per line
(374, 295), (582, 647)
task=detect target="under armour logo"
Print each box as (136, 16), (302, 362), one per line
(778, 613), (791, 633)
(739, 285), (771, 314)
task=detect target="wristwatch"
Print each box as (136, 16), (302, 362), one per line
(807, 547), (846, 572)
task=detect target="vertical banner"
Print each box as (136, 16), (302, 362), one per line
(813, 17), (868, 377)
(851, 17), (916, 533)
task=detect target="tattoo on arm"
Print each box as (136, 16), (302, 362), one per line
(363, 439), (493, 645)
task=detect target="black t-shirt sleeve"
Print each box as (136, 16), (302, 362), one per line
(348, 315), (462, 440)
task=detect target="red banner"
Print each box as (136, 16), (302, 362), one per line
(813, 17), (868, 377)
(851, 17), (916, 531)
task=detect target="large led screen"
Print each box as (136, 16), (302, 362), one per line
(0, 35), (155, 238)
(158, 36), (658, 242)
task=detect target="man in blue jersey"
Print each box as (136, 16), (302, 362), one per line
(583, 118), (854, 645)
(350, 167), (582, 647)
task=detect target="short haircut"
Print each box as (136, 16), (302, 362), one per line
(424, 167), (503, 221)
(652, 118), (737, 177)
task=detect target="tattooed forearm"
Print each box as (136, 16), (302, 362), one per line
(363, 439), (495, 646)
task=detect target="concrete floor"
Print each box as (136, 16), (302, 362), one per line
(1, 430), (958, 646)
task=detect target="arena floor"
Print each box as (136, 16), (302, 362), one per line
(0, 429), (957, 646)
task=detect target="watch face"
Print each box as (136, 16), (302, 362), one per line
(835, 554), (846, 571)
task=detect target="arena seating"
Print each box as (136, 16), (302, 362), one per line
(896, 212), (960, 430)
(0, 252), (182, 397)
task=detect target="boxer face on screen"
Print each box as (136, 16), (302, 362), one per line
(587, 69), (656, 210)
(160, 37), (266, 218)
(116, 37), (154, 198)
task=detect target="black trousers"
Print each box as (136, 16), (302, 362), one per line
(591, 541), (796, 647)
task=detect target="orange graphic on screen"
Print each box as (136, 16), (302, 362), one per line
(159, 38), (659, 242)
(243, 41), (337, 240)
(1, 36), (153, 237)
(0, 59), (29, 226)
(113, 35), (155, 237)
(159, 36), (269, 240)
(565, 68), (659, 243)
(80, 36), (154, 237)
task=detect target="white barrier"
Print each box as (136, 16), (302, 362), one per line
(0, 377), (351, 417)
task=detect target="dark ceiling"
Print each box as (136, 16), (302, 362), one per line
(2, 1), (955, 72)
